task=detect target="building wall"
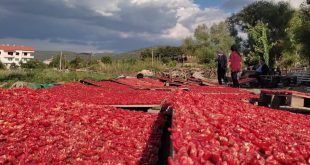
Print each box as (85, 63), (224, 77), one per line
(0, 50), (34, 67)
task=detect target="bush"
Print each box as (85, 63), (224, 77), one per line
(279, 52), (300, 69)
(101, 56), (112, 64)
(69, 56), (85, 69)
(10, 63), (19, 70)
(196, 47), (216, 64)
(167, 60), (177, 67)
(49, 55), (68, 69)
(0, 61), (6, 70)
(20, 60), (47, 69)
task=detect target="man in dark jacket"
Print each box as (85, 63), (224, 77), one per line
(216, 50), (227, 85)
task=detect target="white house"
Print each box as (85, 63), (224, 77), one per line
(0, 44), (35, 67)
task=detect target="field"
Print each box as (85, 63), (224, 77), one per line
(1, 77), (310, 164)
(0, 69), (112, 88)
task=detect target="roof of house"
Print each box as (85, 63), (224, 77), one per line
(0, 45), (35, 51)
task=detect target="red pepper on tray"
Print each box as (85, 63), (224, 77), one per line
(168, 91), (310, 164)
(0, 87), (165, 164)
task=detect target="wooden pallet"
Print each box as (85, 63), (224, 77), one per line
(259, 92), (310, 110)
(287, 94), (310, 108)
(107, 104), (162, 113)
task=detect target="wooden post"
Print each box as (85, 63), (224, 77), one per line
(89, 52), (92, 65)
(152, 48), (154, 66)
(59, 51), (62, 70)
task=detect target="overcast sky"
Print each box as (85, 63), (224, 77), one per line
(0, 0), (305, 52)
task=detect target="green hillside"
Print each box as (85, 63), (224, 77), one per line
(34, 49), (142, 62)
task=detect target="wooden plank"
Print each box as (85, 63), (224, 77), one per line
(148, 87), (189, 91)
(201, 81), (216, 86)
(109, 79), (137, 89)
(109, 104), (161, 109)
(279, 106), (310, 114)
(147, 109), (160, 113)
(292, 93), (310, 99)
(290, 95), (305, 107)
(262, 93), (291, 97)
(199, 92), (245, 94)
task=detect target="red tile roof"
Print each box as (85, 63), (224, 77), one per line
(0, 45), (35, 51)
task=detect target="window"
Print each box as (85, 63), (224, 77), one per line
(24, 53), (28, 56)
(8, 52), (13, 55)
(15, 58), (19, 61)
(16, 52), (20, 55)
(8, 58), (13, 61)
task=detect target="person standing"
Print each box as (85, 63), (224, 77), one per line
(216, 50), (227, 85)
(228, 45), (242, 87)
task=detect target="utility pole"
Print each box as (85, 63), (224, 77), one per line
(89, 51), (93, 65)
(63, 53), (66, 70)
(59, 51), (62, 70)
(152, 48), (154, 66)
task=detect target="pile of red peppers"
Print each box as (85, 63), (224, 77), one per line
(0, 87), (165, 164)
(168, 91), (310, 164)
(1, 79), (309, 164)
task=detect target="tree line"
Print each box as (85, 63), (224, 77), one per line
(143, 1), (309, 69)
(0, 55), (113, 70)
(227, 1), (310, 68)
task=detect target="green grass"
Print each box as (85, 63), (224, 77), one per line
(0, 69), (112, 86)
(92, 59), (166, 76)
(0, 59), (168, 88)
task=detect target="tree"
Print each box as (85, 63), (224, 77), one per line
(140, 48), (152, 60)
(209, 22), (235, 55)
(20, 59), (47, 69)
(182, 22), (235, 64)
(295, 4), (310, 65)
(279, 52), (300, 69)
(49, 54), (67, 69)
(69, 56), (85, 69)
(247, 21), (275, 66)
(195, 47), (216, 64)
(101, 56), (112, 64)
(226, 14), (243, 50)
(227, 1), (294, 66)
(194, 24), (210, 45)
(281, 4), (310, 67)
(181, 37), (196, 57)
(140, 46), (182, 62)
(156, 46), (182, 61)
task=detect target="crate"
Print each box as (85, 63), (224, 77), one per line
(258, 90), (310, 113)
(287, 94), (310, 109)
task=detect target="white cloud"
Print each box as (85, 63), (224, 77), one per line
(161, 23), (192, 39)
(3, 0), (294, 52)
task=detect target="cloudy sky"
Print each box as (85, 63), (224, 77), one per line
(0, 0), (305, 52)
